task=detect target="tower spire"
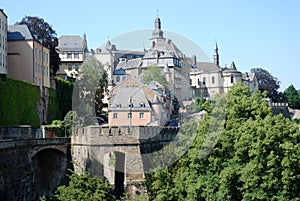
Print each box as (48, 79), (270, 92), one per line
(213, 42), (219, 66)
(152, 15), (163, 38)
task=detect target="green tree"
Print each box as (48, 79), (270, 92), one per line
(54, 172), (116, 201)
(147, 83), (300, 200)
(18, 16), (60, 75)
(284, 85), (300, 109)
(63, 111), (82, 136)
(143, 65), (168, 88)
(73, 56), (108, 126)
(251, 68), (280, 101)
(192, 96), (206, 112)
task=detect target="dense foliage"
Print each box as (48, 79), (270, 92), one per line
(284, 85), (300, 109)
(55, 78), (74, 120)
(251, 68), (280, 101)
(18, 16), (60, 75)
(54, 172), (116, 201)
(147, 83), (300, 200)
(0, 78), (40, 127)
(143, 65), (168, 88)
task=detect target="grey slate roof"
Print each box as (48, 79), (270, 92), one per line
(222, 61), (242, 74)
(116, 58), (142, 70)
(143, 38), (185, 59)
(8, 25), (34, 41)
(110, 87), (151, 111)
(57, 35), (85, 52)
(196, 62), (220, 72)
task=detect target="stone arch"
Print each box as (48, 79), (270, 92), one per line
(103, 150), (126, 198)
(31, 148), (68, 197)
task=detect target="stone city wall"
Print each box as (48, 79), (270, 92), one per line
(71, 125), (179, 183)
(0, 125), (33, 140)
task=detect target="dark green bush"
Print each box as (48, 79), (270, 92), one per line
(0, 78), (40, 127)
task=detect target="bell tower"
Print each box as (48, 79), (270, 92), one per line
(152, 16), (164, 39)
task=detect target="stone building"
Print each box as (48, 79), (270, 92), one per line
(141, 17), (191, 102)
(112, 17), (191, 103)
(7, 24), (51, 124)
(0, 9), (7, 76)
(91, 40), (145, 110)
(190, 44), (258, 98)
(7, 25), (50, 88)
(56, 34), (88, 79)
(108, 78), (171, 126)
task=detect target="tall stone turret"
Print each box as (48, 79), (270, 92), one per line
(213, 43), (219, 66)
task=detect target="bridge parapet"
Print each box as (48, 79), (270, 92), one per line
(0, 138), (70, 150)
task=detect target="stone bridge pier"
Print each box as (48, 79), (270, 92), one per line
(71, 126), (179, 195)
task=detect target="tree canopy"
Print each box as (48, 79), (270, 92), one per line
(251, 68), (280, 101)
(284, 85), (300, 109)
(143, 65), (168, 88)
(18, 16), (60, 76)
(54, 172), (116, 201)
(146, 83), (300, 200)
(73, 56), (108, 126)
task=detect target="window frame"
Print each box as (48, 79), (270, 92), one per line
(113, 113), (118, 119)
(128, 112), (132, 119)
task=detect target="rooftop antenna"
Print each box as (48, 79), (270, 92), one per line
(156, 9), (159, 17)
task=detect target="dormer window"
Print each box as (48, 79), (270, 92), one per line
(140, 102), (145, 107)
(128, 103), (133, 108)
(67, 53), (72, 59)
(116, 103), (121, 108)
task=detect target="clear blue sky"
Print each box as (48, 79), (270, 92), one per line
(1, 0), (300, 91)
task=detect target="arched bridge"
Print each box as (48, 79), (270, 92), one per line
(0, 138), (71, 201)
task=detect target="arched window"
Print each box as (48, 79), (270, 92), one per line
(212, 76), (215, 84)
(231, 76), (234, 83)
(203, 77), (206, 85)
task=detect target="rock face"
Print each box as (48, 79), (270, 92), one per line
(0, 147), (36, 201)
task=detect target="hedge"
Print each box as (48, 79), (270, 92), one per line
(55, 78), (74, 120)
(0, 78), (40, 127)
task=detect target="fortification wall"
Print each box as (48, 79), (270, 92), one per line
(0, 125), (33, 140)
(71, 125), (180, 183)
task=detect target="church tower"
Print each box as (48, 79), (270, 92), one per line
(151, 16), (164, 39)
(213, 43), (219, 66)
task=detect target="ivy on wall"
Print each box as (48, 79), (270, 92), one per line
(0, 78), (40, 127)
(54, 78), (74, 120)
(47, 87), (61, 123)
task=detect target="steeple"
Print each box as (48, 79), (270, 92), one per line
(230, 61), (237, 70)
(152, 16), (164, 39)
(213, 42), (219, 66)
(155, 16), (161, 29)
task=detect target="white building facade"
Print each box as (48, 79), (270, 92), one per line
(0, 9), (7, 75)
